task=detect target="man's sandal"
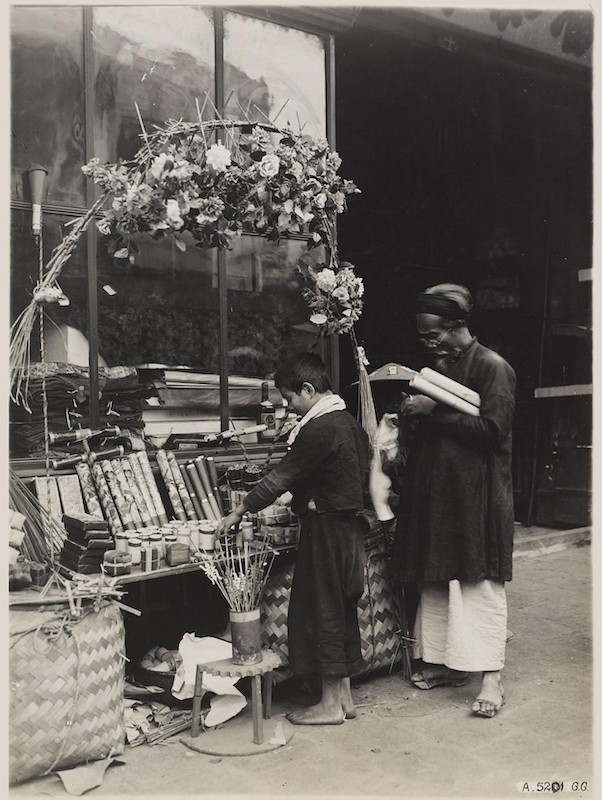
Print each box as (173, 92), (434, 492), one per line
(410, 668), (469, 690)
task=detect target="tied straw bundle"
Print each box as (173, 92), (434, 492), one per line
(9, 192), (109, 410)
(196, 534), (277, 612)
(9, 469), (67, 564)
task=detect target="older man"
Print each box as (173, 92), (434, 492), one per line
(393, 283), (516, 718)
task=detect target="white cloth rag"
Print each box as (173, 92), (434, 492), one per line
(286, 393), (346, 445)
(171, 634), (247, 726)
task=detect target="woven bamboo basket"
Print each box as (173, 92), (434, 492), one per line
(260, 541), (403, 675)
(9, 600), (126, 784)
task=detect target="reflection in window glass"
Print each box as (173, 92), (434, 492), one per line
(10, 7), (85, 205)
(226, 236), (328, 379)
(92, 6), (215, 167)
(91, 233), (218, 369)
(224, 13), (326, 139)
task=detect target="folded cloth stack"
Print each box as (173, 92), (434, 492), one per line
(9, 363), (148, 457)
(59, 512), (113, 574)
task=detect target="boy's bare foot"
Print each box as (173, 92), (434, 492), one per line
(341, 676), (356, 719)
(286, 704), (345, 725)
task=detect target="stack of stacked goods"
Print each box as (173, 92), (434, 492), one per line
(10, 363), (149, 458)
(256, 505), (299, 546)
(59, 512), (113, 575)
(224, 463), (264, 512)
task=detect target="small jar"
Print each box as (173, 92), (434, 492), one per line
(141, 544), (160, 572)
(115, 532), (129, 553)
(127, 537), (142, 565)
(240, 520), (254, 542)
(150, 532), (164, 560)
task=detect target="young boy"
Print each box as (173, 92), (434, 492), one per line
(217, 352), (370, 725)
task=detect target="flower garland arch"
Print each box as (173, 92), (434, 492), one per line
(10, 111), (370, 428)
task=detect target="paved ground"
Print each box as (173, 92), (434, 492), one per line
(10, 540), (594, 799)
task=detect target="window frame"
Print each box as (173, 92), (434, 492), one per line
(10, 6), (338, 435)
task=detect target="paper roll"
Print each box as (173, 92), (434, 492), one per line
(180, 465), (205, 520)
(136, 451), (169, 525)
(156, 450), (187, 521)
(409, 375), (481, 416)
(75, 463), (104, 520)
(419, 367), (481, 408)
(194, 456), (222, 521)
(186, 463), (215, 521)
(206, 457), (225, 515)
(100, 460), (136, 530)
(111, 459), (144, 529)
(121, 457), (153, 526)
(87, 462), (124, 535)
(166, 451), (198, 520)
(127, 454), (161, 527)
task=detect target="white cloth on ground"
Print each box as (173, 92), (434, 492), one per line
(286, 393), (346, 445)
(171, 634), (247, 726)
(413, 579), (507, 672)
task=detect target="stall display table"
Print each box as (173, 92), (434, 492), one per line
(190, 649), (283, 744)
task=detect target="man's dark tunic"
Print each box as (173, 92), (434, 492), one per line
(244, 410), (369, 676)
(395, 338), (516, 583)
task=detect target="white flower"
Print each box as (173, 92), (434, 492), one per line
(290, 161), (304, 182)
(332, 286), (350, 302)
(96, 217), (112, 235)
(310, 313), (328, 326)
(315, 268), (337, 293)
(150, 152), (171, 181)
(313, 192), (327, 209)
(205, 142), (232, 173)
(165, 198), (184, 229)
(259, 154), (280, 179)
(356, 278), (365, 297)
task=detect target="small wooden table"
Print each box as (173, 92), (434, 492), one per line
(191, 650), (283, 745)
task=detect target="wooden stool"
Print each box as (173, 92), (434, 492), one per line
(190, 650), (283, 745)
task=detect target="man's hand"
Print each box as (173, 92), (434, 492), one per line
(401, 395), (437, 417)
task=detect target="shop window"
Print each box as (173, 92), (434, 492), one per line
(92, 5), (215, 168)
(226, 237), (327, 379)
(10, 6), (86, 206)
(223, 12), (326, 139)
(93, 231), (218, 370)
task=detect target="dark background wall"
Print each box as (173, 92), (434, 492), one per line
(334, 15), (592, 525)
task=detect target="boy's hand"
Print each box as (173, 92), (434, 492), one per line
(216, 507), (243, 536)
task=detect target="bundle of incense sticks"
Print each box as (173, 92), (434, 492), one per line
(410, 368), (481, 417)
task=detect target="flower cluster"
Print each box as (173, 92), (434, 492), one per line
(82, 119), (360, 258)
(296, 258), (364, 335)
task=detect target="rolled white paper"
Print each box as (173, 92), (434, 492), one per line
(409, 375), (480, 416)
(419, 367), (481, 407)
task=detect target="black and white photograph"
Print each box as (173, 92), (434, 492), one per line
(7, 2), (594, 798)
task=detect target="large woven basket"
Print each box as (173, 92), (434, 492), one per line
(260, 543), (403, 675)
(9, 600), (126, 784)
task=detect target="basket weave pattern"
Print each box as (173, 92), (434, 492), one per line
(10, 601), (126, 784)
(260, 545), (402, 674)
